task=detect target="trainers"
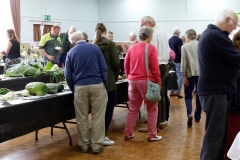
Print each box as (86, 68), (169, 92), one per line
(81, 148), (89, 153)
(103, 136), (115, 146)
(169, 92), (175, 96)
(139, 128), (148, 132)
(160, 121), (168, 126)
(124, 134), (134, 140)
(187, 115), (193, 127)
(148, 135), (162, 142)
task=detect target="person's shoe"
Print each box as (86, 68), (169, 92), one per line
(148, 135), (162, 142)
(175, 92), (183, 98)
(139, 128), (148, 132)
(160, 121), (168, 126)
(81, 148), (89, 153)
(169, 92), (175, 96)
(195, 119), (200, 122)
(124, 134), (134, 140)
(103, 136), (115, 146)
(187, 115), (193, 127)
(92, 147), (103, 154)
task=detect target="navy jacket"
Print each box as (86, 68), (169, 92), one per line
(65, 41), (108, 92)
(198, 24), (240, 96)
(168, 36), (183, 63)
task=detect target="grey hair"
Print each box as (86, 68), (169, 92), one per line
(172, 27), (181, 34)
(185, 29), (197, 40)
(82, 32), (88, 40)
(69, 26), (76, 32)
(69, 31), (83, 44)
(180, 35), (186, 43)
(141, 16), (156, 25)
(129, 31), (137, 38)
(138, 26), (154, 41)
(216, 9), (236, 24)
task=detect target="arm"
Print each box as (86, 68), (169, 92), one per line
(98, 49), (108, 87)
(178, 39), (183, 55)
(124, 49), (131, 77)
(110, 42), (120, 79)
(181, 45), (189, 86)
(149, 45), (161, 87)
(64, 53), (74, 92)
(4, 41), (13, 54)
(169, 48), (176, 60)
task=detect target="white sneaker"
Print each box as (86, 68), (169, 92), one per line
(160, 121), (168, 126)
(103, 136), (115, 146)
(148, 135), (162, 142)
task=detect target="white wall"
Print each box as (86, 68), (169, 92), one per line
(20, 0), (98, 45)
(98, 0), (240, 41)
(20, 0), (240, 44)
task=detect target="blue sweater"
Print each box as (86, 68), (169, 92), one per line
(168, 36), (183, 63)
(198, 24), (240, 96)
(64, 41), (108, 92)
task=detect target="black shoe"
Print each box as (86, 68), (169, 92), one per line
(187, 115), (193, 127)
(195, 119), (200, 122)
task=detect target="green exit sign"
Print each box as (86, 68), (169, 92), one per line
(44, 15), (51, 21)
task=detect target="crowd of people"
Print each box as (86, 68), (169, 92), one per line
(1, 8), (240, 159)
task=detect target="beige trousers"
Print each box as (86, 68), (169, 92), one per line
(74, 83), (107, 151)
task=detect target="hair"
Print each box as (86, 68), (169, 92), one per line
(232, 30), (240, 51)
(185, 29), (197, 40)
(69, 26), (76, 32)
(7, 29), (20, 44)
(93, 23), (107, 44)
(82, 32), (88, 40)
(129, 31), (137, 38)
(107, 31), (113, 35)
(196, 34), (201, 41)
(68, 31), (83, 44)
(141, 16), (156, 25)
(180, 35), (186, 43)
(51, 25), (61, 30)
(172, 27), (181, 35)
(216, 9), (236, 24)
(138, 26), (154, 41)
(117, 45), (123, 52)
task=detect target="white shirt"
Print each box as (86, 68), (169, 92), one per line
(151, 26), (170, 65)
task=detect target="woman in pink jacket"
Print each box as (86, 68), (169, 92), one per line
(124, 26), (162, 142)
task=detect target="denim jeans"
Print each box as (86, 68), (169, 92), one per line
(184, 76), (202, 120)
(171, 63), (182, 93)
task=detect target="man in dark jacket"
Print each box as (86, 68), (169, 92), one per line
(198, 9), (240, 160)
(59, 26), (76, 67)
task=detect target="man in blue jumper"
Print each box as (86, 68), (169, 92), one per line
(65, 31), (108, 154)
(198, 9), (240, 160)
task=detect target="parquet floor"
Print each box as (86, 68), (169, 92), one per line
(0, 92), (205, 160)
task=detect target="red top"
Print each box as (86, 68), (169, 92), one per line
(124, 41), (161, 86)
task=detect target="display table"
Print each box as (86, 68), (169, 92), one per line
(0, 91), (75, 145)
(0, 74), (50, 90)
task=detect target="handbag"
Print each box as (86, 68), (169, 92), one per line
(144, 44), (161, 102)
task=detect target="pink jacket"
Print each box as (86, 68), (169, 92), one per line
(124, 42), (161, 86)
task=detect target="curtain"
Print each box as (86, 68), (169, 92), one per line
(43, 25), (53, 35)
(9, 0), (20, 39)
(33, 24), (41, 41)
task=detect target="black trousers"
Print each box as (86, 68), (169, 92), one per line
(200, 94), (229, 160)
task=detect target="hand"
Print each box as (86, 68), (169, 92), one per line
(123, 42), (129, 49)
(47, 55), (55, 61)
(183, 76), (189, 86)
(56, 47), (62, 52)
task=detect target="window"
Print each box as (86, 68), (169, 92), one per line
(0, 1), (13, 50)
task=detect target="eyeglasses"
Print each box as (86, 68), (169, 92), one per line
(141, 21), (149, 27)
(230, 18), (237, 27)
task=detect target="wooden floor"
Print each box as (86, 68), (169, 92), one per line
(0, 92), (205, 160)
